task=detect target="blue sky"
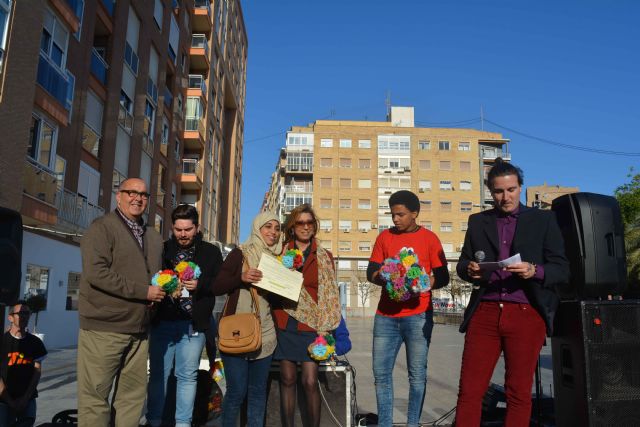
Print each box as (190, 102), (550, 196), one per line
(238, 0), (639, 241)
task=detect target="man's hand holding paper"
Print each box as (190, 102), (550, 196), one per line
(252, 253), (303, 301)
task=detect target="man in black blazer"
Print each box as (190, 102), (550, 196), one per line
(454, 159), (569, 426)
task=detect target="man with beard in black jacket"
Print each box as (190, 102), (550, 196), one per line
(146, 204), (223, 427)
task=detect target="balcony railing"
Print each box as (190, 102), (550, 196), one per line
(23, 158), (59, 206)
(284, 182), (313, 193)
(164, 87), (173, 108)
(36, 55), (70, 109)
(182, 158), (199, 174)
(285, 164), (313, 173)
(118, 104), (133, 134)
(101, 0), (115, 15)
(481, 149), (511, 161)
(191, 34), (209, 57)
(185, 117), (205, 137)
(90, 49), (108, 85)
(57, 189), (105, 231)
(188, 75), (207, 96)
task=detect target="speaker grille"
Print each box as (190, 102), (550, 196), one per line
(591, 401), (640, 427)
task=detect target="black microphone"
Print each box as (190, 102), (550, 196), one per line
(474, 251), (485, 263)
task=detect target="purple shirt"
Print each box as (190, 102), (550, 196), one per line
(482, 207), (544, 303)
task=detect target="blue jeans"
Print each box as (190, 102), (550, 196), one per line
(372, 310), (434, 427)
(147, 320), (206, 427)
(220, 354), (273, 427)
(0, 399), (36, 427)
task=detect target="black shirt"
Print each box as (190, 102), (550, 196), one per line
(1, 332), (47, 401)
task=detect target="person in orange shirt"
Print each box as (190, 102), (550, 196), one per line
(367, 190), (449, 426)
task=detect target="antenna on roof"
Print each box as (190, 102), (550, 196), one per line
(385, 91), (391, 120)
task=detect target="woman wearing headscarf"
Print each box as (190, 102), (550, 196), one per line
(271, 204), (341, 427)
(213, 212), (282, 427)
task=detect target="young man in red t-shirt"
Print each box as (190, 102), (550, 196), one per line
(367, 190), (449, 426)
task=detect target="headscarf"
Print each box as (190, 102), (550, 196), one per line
(240, 211), (283, 268)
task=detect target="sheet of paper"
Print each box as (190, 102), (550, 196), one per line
(478, 253), (522, 272)
(254, 253), (303, 301)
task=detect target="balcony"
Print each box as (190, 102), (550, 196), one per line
(90, 49), (109, 85)
(284, 182), (313, 193)
(187, 75), (207, 99)
(183, 117), (205, 149)
(163, 87), (173, 109)
(285, 164), (313, 173)
(101, 0), (115, 15)
(36, 55), (70, 110)
(481, 149), (511, 161)
(118, 104), (133, 134)
(81, 124), (102, 158)
(189, 35), (210, 70)
(180, 159), (203, 190)
(57, 189), (105, 231)
(23, 158), (59, 207)
(192, 0), (212, 33)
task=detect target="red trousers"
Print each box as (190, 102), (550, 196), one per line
(455, 302), (546, 427)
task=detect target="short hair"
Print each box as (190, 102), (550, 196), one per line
(10, 300), (29, 312)
(388, 190), (420, 213)
(486, 158), (524, 190)
(171, 204), (199, 225)
(283, 204), (319, 243)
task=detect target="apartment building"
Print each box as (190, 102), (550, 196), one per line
(264, 107), (510, 316)
(0, 0), (246, 347)
(526, 183), (579, 209)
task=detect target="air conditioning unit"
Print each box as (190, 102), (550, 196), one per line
(384, 170), (391, 174)
(371, 224), (378, 229)
(342, 229), (350, 233)
(419, 189), (425, 193)
(359, 228), (368, 233)
(384, 190), (392, 194)
(323, 228), (332, 232)
(404, 167), (411, 172)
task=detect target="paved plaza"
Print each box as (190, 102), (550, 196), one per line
(35, 316), (554, 426)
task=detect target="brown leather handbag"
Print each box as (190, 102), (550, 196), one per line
(218, 268), (262, 354)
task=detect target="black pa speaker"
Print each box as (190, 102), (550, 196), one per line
(265, 361), (353, 427)
(0, 207), (23, 305)
(551, 192), (627, 299)
(552, 300), (640, 427)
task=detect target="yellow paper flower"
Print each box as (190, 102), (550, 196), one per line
(402, 255), (416, 267)
(175, 261), (189, 273)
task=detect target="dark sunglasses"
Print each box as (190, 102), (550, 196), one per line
(120, 189), (151, 200)
(295, 220), (315, 227)
(10, 311), (31, 316)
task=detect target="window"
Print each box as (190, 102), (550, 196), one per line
(442, 243), (454, 253)
(419, 180), (431, 191)
(338, 241), (351, 252)
(339, 199), (351, 209)
(320, 220), (332, 231)
(378, 157), (410, 169)
(66, 271), (81, 310)
(358, 179), (371, 189)
(321, 240), (332, 250)
(338, 260), (351, 270)
(143, 100), (156, 151)
(357, 260), (368, 271)
(340, 178), (351, 188)
(83, 90), (104, 158)
(420, 200), (432, 211)
(359, 241), (371, 252)
(378, 135), (410, 152)
(41, 8), (69, 69)
(460, 180), (472, 191)
(287, 134), (313, 147)
(320, 138), (333, 147)
(420, 221), (432, 230)
(439, 180), (452, 191)
(0, 0), (12, 73)
(320, 198), (332, 209)
(461, 222), (468, 231)
(358, 199), (371, 209)
(358, 158), (371, 169)
(155, 213), (164, 234)
(440, 201), (452, 211)
(459, 142), (471, 151)
(461, 201), (472, 212)
(339, 220), (352, 231)
(284, 194), (312, 213)
(286, 152), (313, 172)
(28, 113), (57, 169)
(153, 0), (164, 29)
(460, 161), (471, 172)
(340, 158), (352, 168)
(419, 140), (430, 150)
(438, 141), (450, 151)
(440, 222), (453, 232)
(320, 158), (332, 167)
(25, 264), (50, 309)
(339, 139), (352, 148)
(358, 139), (371, 148)
(419, 160), (431, 170)
(358, 220), (371, 231)
(439, 161), (451, 171)
(124, 41), (139, 75)
(320, 178), (332, 188)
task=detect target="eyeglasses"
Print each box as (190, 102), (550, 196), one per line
(295, 220), (315, 228)
(10, 311), (31, 316)
(120, 189), (151, 200)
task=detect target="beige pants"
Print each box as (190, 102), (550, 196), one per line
(77, 329), (148, 427)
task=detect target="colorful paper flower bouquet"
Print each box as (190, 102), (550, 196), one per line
(379, 247), (431, 302)
(307, 332), (336, 361)
(152, 261), (202, 298)
(278, 248), (304, 269)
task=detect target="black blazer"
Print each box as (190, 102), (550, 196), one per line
(162, 233), (224, 332)
(457, 204), (569, 336)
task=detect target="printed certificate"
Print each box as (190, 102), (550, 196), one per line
(253, 253), (303, 301)
(478, 253), (522, 272)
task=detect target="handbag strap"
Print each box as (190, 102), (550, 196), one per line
(221, 257), (261, 318)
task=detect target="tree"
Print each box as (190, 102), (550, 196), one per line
(615, 169), (640, 289)
(24, 292), (47, 333)
(352, 269), (380, 317)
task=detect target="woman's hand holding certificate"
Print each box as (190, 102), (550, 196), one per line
(253, 253), (303, 301)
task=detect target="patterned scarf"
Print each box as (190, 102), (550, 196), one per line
(284, 241), (341, 333)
